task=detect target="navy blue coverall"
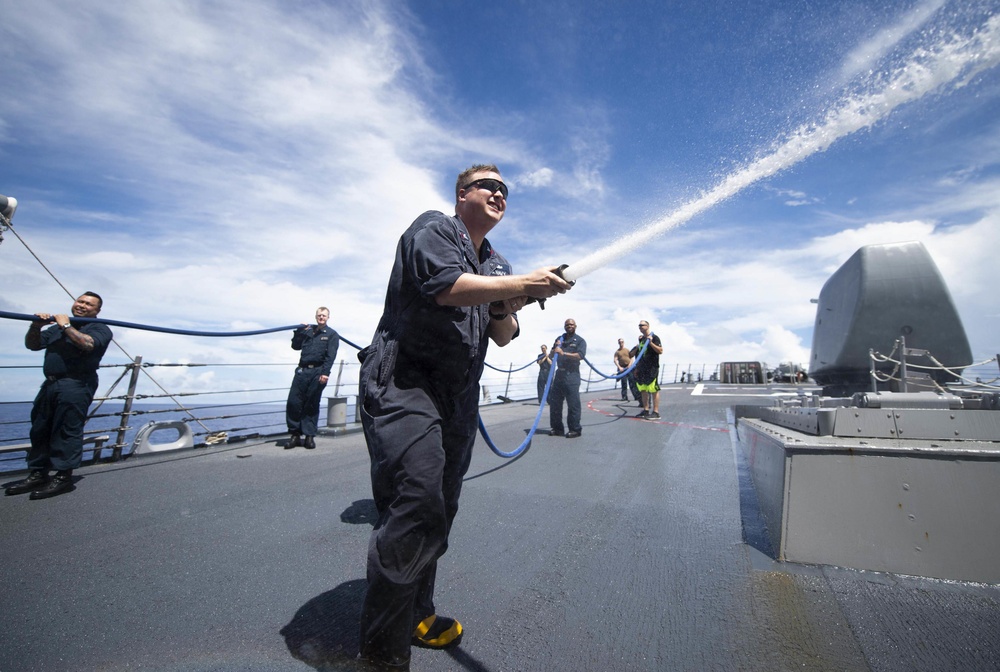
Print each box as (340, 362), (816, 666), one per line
(286, 324), (340, 437)
(549, 332), (587, 434)
(29, 321), (112, 472)
(537, 354), (552, 402)
(357, 210), (515, 664)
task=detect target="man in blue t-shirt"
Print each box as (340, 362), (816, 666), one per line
(6, 292), (113, 499)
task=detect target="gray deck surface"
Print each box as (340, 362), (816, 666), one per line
(2, 386), (999, 671)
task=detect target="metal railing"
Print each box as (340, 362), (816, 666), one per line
(1, 357), (326, 467)
(869, 339), (1000, 393)
(16, 351), (987, 469)
(0, 357), (733, 466)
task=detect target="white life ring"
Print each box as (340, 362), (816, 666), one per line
(132, 421), (195, 453)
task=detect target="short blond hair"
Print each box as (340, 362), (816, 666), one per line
(455, 164), (501, 201)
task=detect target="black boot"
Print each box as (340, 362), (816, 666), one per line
(286, 433), (301, 449)
(303, 435), (316, 450)
(29, 470), (73, 500)
(5, 469), (49, 496)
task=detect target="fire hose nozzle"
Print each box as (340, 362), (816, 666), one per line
(523, 264), (573, 310)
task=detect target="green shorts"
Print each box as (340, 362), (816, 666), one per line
(636, 378), (659, 393)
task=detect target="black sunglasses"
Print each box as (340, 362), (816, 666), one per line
(463, 178), (508, 200)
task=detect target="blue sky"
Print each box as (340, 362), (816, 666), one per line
(1, 0), (999, 399)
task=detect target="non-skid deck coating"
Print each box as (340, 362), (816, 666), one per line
(1, 386), (998, 671)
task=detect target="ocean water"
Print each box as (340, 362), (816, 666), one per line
(0, 401), (295, 473)
(0, 364), (616, 473)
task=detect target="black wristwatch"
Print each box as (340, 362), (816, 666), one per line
(489, 311), (508, 320)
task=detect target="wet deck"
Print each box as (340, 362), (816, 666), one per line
(2, 386), (999, 671)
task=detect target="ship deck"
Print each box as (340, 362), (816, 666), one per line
(2, 385), (999, 671)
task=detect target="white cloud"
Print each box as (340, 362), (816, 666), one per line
(764, 185), (820, 207)
(0, 1), (468, 399)
(513, 187), (999, 379)
(838, 0), (947, 83)
(1, 4), (451, 320)
(515, 168), (554, 189)
(798, 220), (938, 267)
(1, 0), (998, 404)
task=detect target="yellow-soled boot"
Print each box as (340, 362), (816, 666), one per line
(411, 615), (463, 650)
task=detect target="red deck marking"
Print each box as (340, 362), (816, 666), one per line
(586, 397), (730, 433)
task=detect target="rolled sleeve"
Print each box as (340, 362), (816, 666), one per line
(407, 213), (467, 299)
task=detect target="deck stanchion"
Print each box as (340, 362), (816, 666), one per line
(114, 356), (142, 461)
(333, 360), (345, 396)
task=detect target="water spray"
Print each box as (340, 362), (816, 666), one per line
(554, 13), (1000, 285)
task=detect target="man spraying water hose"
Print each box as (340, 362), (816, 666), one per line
(355, 164), (570, 669)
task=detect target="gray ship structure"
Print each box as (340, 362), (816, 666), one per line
(733, 241), (999, 584)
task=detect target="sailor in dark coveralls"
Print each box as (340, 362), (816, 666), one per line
(286, 307), (340, 450)
(356, 164), (570, 669)
(536, 344), (553, 402)
(549, 318), (587, 438)
(6, 292), (112, 499)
